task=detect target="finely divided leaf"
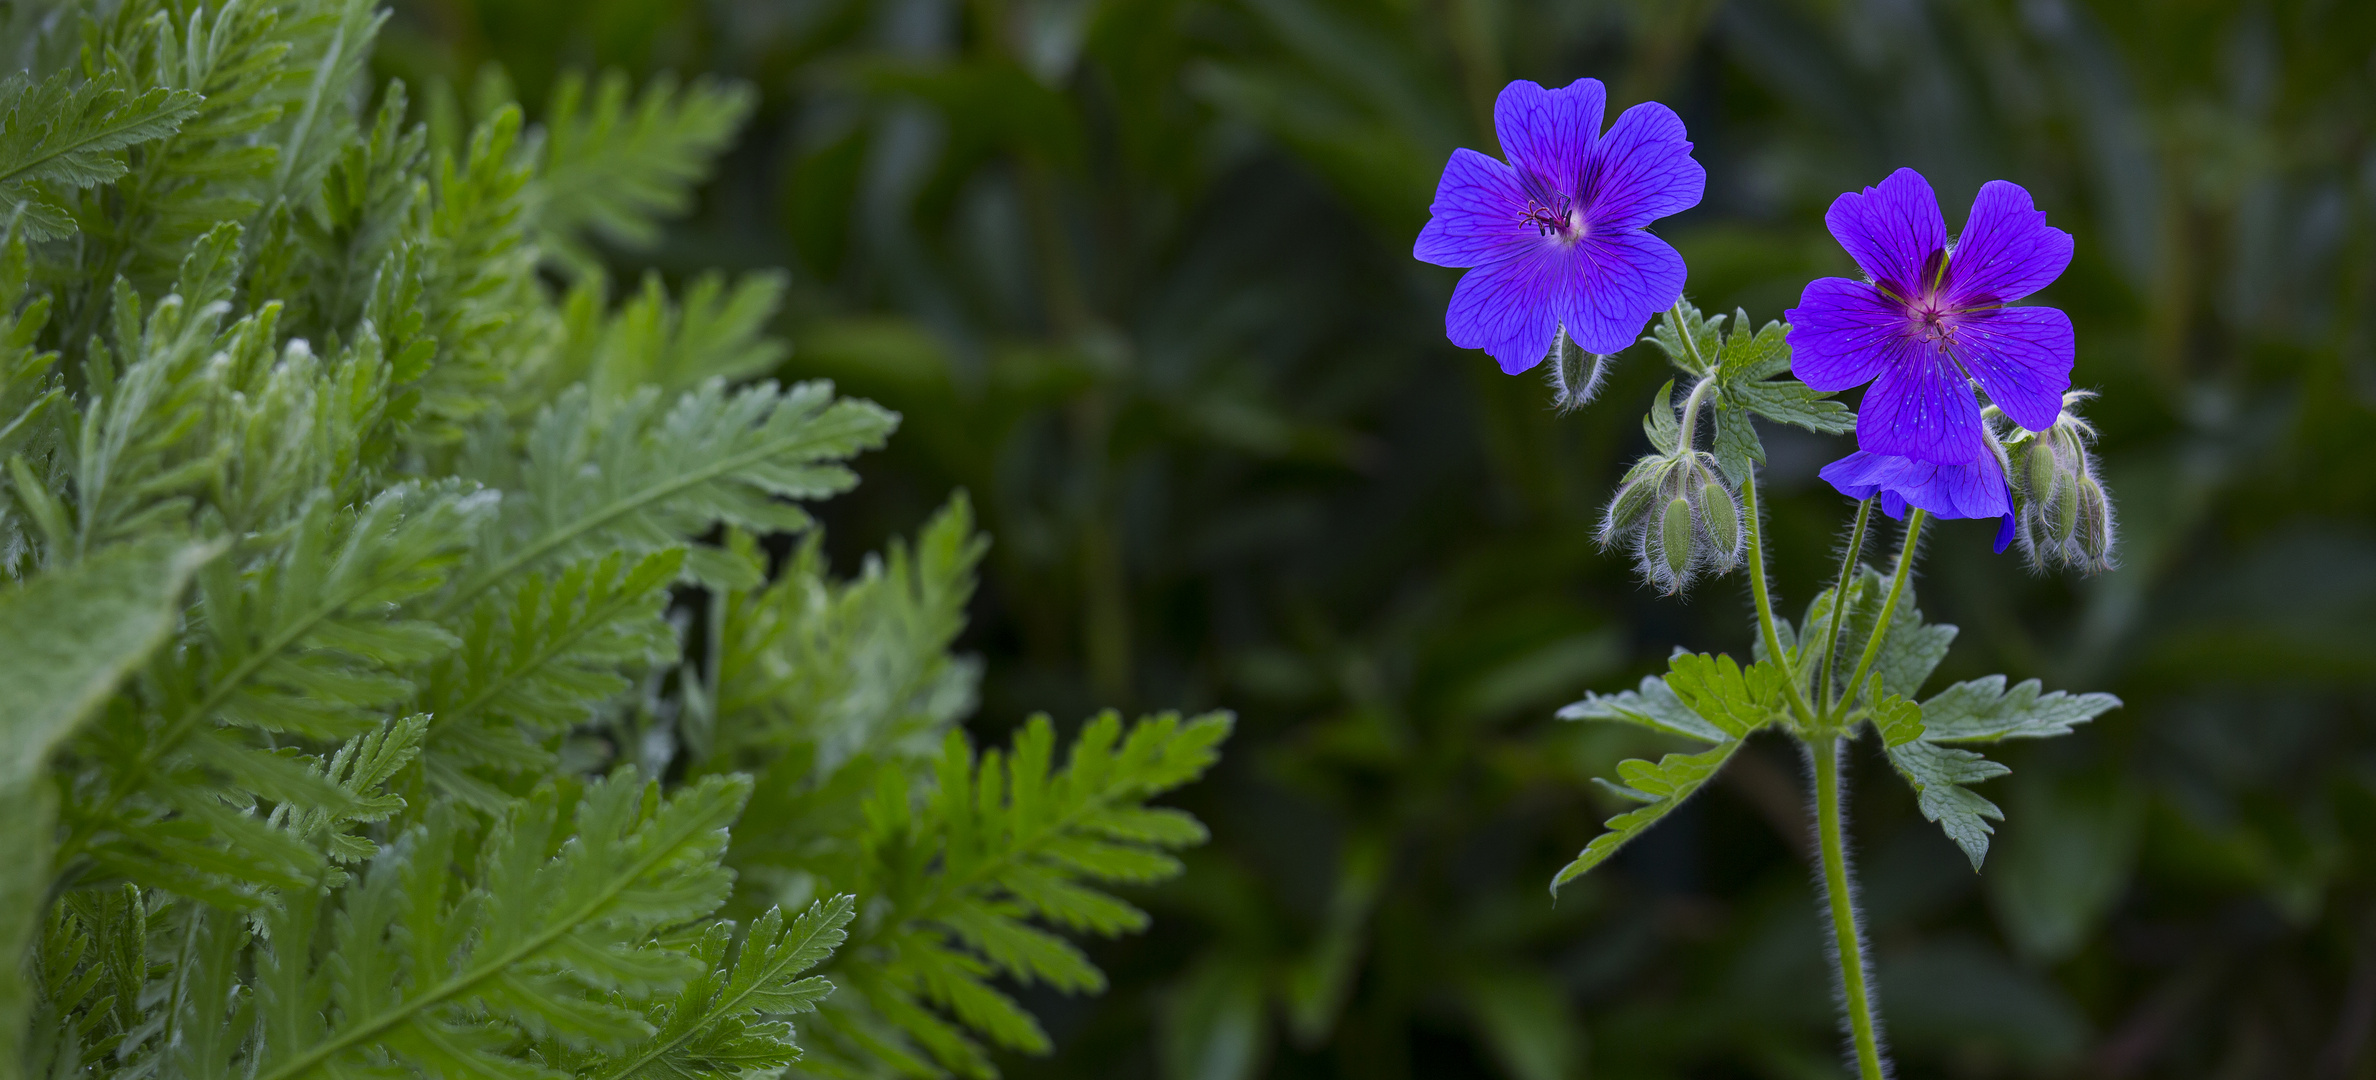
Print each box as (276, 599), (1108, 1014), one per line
(1918, 676), (2122, 743)
(423, 548), (682, 803)
(1661, 652), (1787, 737)
(1553, 649), (1779, 893)
(0, 70), (201, 239)
(0, 537), (211, 1047)
(577, 895), (857, 1080)
(1885, 739), (2010, 871)
(1880, 673), (2117, 868)
(252, 771), (751, 1080)
(801, 712), (1229, 1079)
(456, 379), (897, 597)
(0, 537), (214, 786)
(1557, 675), (1729, 743)
(1552, 740), (1743, 893)
(537, 71), (756, 269)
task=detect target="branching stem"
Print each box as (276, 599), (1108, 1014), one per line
(1810, 733), (1887, 1079)
(1838, 510), (1927, 716)
(1817, 498), (1875, 721)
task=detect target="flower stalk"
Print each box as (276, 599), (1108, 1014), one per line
(1812, 733), (1888, 1080)
(1741, 469), (1818, 730)
(1839, 510), (1928, 718)
(1818, 498), (1875, 719)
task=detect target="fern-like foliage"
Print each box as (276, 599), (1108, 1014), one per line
(535, 71), (755, 274)
(0, 2), (1228, 1075)
(792, 713), (1231, 1079)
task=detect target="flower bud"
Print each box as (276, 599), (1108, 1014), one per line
(1597, 454), (1667, 546)
(2008, 392), (2117, 575)
(1659, 496), (1694, 578)
(1545, 328), (1610, 413)
(1603, 451), (1745, 595)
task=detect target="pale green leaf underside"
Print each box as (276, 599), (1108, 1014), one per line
(1886, 739), (2010, 871)
(1919, 675), (2122, 742)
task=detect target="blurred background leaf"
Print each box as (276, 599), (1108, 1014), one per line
(381, 0), (2376, 1075)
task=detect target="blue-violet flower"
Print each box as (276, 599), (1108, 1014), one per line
(1820, 449), (2016, 551)
(1785, 168), (2075, 465)
(1415, 78), (1705, 374)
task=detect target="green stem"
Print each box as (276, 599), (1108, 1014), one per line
(1817, 498), (1875, 720)
(1838, 510), (1926, 716)
(1741, 469), (1817, 730)
(1673, 373), (1717, 455)
(1811, 733), (1888, 1080)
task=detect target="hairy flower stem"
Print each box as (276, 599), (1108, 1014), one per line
(1817, 498), (1876, 719)
(1839, 510), (1928, 715)
(1811, 733), (1888, 1079)
(1740, 469), (1817, 729)
(1673, 373), (1717, 454)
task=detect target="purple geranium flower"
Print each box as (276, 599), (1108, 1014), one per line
(1820, 449), (2016, 552)
(1414, 78), (1705, 374)
(1785, 168), (2075, 465)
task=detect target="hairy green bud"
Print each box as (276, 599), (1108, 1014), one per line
(1660, 496), (1694, 578)
(1602, 449), (1745, 595)
(1598, 454), (1670, 545)
(1545, 327), (1611, 413)
(2008, 392), (2117, 574)
(1701, 480), (1741, 564)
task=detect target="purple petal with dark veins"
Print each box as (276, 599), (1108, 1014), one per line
(1446, 245), (1567, 374)
(1582, 101), (1704, 230)
(1563, 231), (1686, 354)
(1856, 338), (1987, 464)
(1785, 276), (1903, 392)
(1493, 79), (1604, 199)
(1824, 167), (1946, 298)
(1414, 148), (1536, 268)
(1951, 305), (2073, 433)
(1943, 180), (2073, 306)
(1819, 450), (2013, 529)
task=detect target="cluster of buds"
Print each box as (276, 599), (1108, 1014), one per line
(2001, 391), (2116, 575)
(1598, 449), (1745, 594)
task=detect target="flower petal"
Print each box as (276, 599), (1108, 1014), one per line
(1784, 276), (1904, 392)
(1943, 180), (2073, 306)
(1933, 454), (2014, 519)
(1856, 338), (1986, 464)
(1415, 148), (1536, 268)
(1582, 101), (1703, 229)
(1561, 230), (1685, 354)
(1951, 305), (2073, 433)
(1818, 450), (2011, 522)
(1818, 449), (1901, 502)
(1446, 247), (1566, 374)
(1494, 78), (1604, 199)
(1825, 167), (1946, 298)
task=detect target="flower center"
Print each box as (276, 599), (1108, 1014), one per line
(1911, 300), (1957, 343)
(1521, 194), (1583, 241)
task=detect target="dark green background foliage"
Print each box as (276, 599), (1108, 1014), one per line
(381, 0), (2376, 1076)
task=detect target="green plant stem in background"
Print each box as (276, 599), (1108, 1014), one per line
(1839, 510), (1928, 717)
(1819, 498), (1875, 718)
(1741, 469), (1818, 729)
(1810, 732), (1887, 1080)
